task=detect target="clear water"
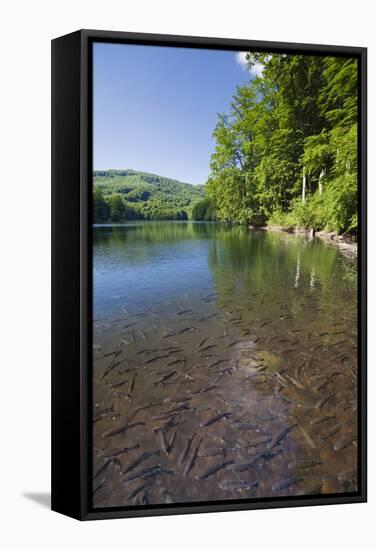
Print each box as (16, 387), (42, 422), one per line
(93, 222), (357, 507)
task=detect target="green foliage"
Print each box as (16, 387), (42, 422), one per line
(268, 209), (299, 231)
(191, 198), (217, 221)
(93, 170), (204, 222)
(125, 186), (152, 202)
(106, 194), (126, 222)
(206, 53), (358, 235)
(93, 188), (110, 222)
(290, 195), (326, 231)
(322, 173), (358, 234)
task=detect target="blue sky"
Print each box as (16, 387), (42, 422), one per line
(93, 43), (259, 185)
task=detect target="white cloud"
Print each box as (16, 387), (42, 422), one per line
(235, 52), (264, 78)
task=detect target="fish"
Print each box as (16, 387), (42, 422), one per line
(128, 482), (151, 501)
(171, 396), (192, 404)
(122, 322), (136, 330)
(208, 359), (230, 369)
(272, 477), (303, 491)
(102, 421), (145, 438)
(123, 465), (162, 482)
(194, 379), (221, 394)
(129, 373), (137, 394)
(102, 444), (140, 458)
(144, 466), (174, 480)
(152, 405), (189, 421)
(219, 480), (259, 491)
(179, 432), (196, 465)
(232, 461), (264, 472)
(160, 429), (169, 454)
(320, 424), (341, 440)
(94, 459), (112, 479)
(310, 415), (335, 425)
(236, 423), (259, 431)
(333, 435), (356, 451)
(122, 451), (159, 475)
(164, 403), (191, 415)
(245, 435), (272, 447)
(143, 354), (171, 364)
(315, 393), (334, 409)
(101, 349), (122, 360)
(136, 348), (158, 355)
(197, 345), (217, 353)
(100, 359), (125, 380)
(168, 428), (178, 452)
(154, 370), (177, 386)
(183, 438), (202, 476)
(267, 425), (296, 449)
(167, 358), (186, 366)
(93, 406), (115, 423)
(178, 327), (198, 334)
(197, 313), (218, 321)
(93, 480), (106, 495)
(129, 402), (164, 420)
(109, 378), (128, 389)
(196, 338), (208, 349)
(201, 412), (230, 427)
(176, 309), (192, 316)
(228, 339), (243, 348)
(236, 447), (283, 470)
(198, 460), (234, 480)
(153, 416), (184, 434)
(314, 380), (330, 392)
(288, 458), (322, 470)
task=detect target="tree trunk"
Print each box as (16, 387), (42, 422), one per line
(302, 166), (306, 203)
(318, 168), (325, 195)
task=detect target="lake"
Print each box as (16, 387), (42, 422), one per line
(93, 221), (358, 507)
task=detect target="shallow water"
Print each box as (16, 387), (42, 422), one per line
(92, 222), (358, 508)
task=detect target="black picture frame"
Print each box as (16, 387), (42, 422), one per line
(51, 29), (367, 520)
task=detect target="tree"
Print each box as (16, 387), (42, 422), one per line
(106, 194), (126, 222)
(206, 53), (358, 235)
(93, 188), (110, 222)
(192, 198), (216, 221)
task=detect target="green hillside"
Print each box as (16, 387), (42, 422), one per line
(93, 169), (204, 222)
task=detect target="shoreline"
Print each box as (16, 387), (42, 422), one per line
(250, 224), (357, 260)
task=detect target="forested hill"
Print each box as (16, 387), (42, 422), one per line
(93, 169), (204, 222)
